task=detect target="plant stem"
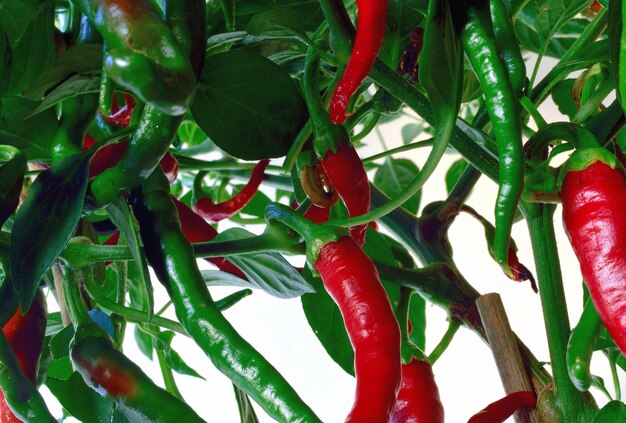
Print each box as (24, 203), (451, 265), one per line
(428, 319), (461, 365)
(522, 201), (596, 422)
(362, 138), (433, 163)
(520, 96), (547, 128)
(155, 331), (184, 399)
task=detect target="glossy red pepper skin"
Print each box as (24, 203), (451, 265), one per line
(194, 159), (269, 222)
(314, 237), (401, 422)
(391, 359), (444, 423)
(329, 0), (388, 123)
(561, 160), (626, 356)
(172, 197), (246, 279)
(101, 94), (136, 127)
(0, 291), (47, 423)
(467, 391), (536, 423)
(320, 143), (370, 245)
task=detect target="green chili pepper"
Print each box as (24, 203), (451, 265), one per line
(453, 0), (524, 277)
(490, 0), (526, 94)
(131, 170), (322, 423)
(567, 296), (603, 392)
(72, 0), (195, 115)
(87, 0), (205, 208)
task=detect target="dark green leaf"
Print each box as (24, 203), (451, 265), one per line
(238, 188), (271, 218)
(233, 384), (260, 422)
(379, 0), (424, 68)
(134, 326), (153, 360)
(154, 331), (204, 379)
(592, 401), (626, 422)
(191, 48), (307, 160)
(0, 0), (36, 48)
(208, 228), (314, 298)
(47, 372), (115, 423)
(31, 74), (100, 116)
(408, 294), (426, 350)
(374, 158), (422, 214)
(444, 158), (468, 194)
(107, 197), (153, 320)
(49, 325), (75, 359)
(23, 44), (103, 100)
(247, 9), (304, 36)
(11, 152), (90, 310)
(0, 145), (26, 227)
(551, 79), (577, 119)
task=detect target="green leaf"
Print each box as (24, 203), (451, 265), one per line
(444, 158), (469, 194)
(610, 0), (626, 115)
(401, 123), (423, 144)
(191, 48), (308, 160)
(247, 9), (304, 37)
(31, 74), (100, 116)
(134, 326), (154, 360)
(0, 0), (36, 48)
(237, 188), (271, 218)
(47, 372), (116, 423)
(374, 158), (422, 214)
(0, 145), (26, 228)
(233, 384), (260, 422)
(4, 0), (55, 96)
(23, 43), (103, 100)
(551, 79), (577, 119)
(592, 401), (626, 422)
(379, 0), (424, 68)
(11, 152), (90, 310)
(154, 331), (205, 379)
(0, 96), (59, 161)
(208, 228), (315, 298)
(49, 325), (75, 359)
(107, 197), (153, 320)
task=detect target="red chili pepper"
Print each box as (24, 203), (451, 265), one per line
(85, 137), (178, 183)
(391, 358), (444, 423)
(172, 197), (246, 279)
(314, 236), (401, 422)
(329, 0), (388, 123)
(320, 143), (370, 246)
(561, 158), (626, 356)
(0, 291), (47, 423)
(467, 391), (536, 423)
(194, 159), (269, 223)
(397, 27), (424, 85)
(101, 94), (136, 127)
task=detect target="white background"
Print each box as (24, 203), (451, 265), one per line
(40, 55), (626, 422)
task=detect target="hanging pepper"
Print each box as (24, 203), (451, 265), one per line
(265, 203), (401, 422)
(72, 0), (195, 115)
(302, 49), (370, 245)
(132, 170), (321, 422)
(173, 197), (246, 279)
(397, 28), (424, 84)
(453, 0), (524, 277)
(391, 358), (444, 423)
(329, 0), (388, 123)
(0, 291), (47, 423)
(467, 391), (536, 423)
(100, 94), (136, 127)
(561, 146), (626, 357)
(490, 0), (526, 95)
(194, 160), (269, 222)
(567, 296), (603, 392)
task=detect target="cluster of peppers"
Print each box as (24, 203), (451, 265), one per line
(3, 0), (626, 421)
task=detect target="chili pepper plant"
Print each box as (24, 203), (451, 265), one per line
(1, 0), (626, 421)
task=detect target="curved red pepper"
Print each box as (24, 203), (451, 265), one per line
(320, 143), (370, 246)
(194, 159), (269, 223)
(329, 0), (388, 123)
(101, 94), (136, 127)
(391, 358), (444, 423)
(85, 136), (178, 184)
(172, 197), (246, 279)
(467, 391), (536, 423)
(561, 159), (626, 356)
(314, 236), (401, 422)
(0, 291), (47, 423)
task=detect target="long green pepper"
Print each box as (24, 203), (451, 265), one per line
(489, 0), (526, 94)
(567, 296), (603, 392)
(453, 0), (524, 277)
(131, 170), (321, 423)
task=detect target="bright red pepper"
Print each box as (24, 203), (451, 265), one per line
(101, 94), (136, 127)
(467, 391), (536, 423)
(194, 160), (269, 223)
(561, 158), (626, 356)
(391, 358), (444, 423)
(314, 236), (401, 422)
(0, 291), (47, 423)
(320, 143), (370, 246)
(172, 197), (246, 279)
(329, 0), (388, 123)
(84, 136), (178, 184)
